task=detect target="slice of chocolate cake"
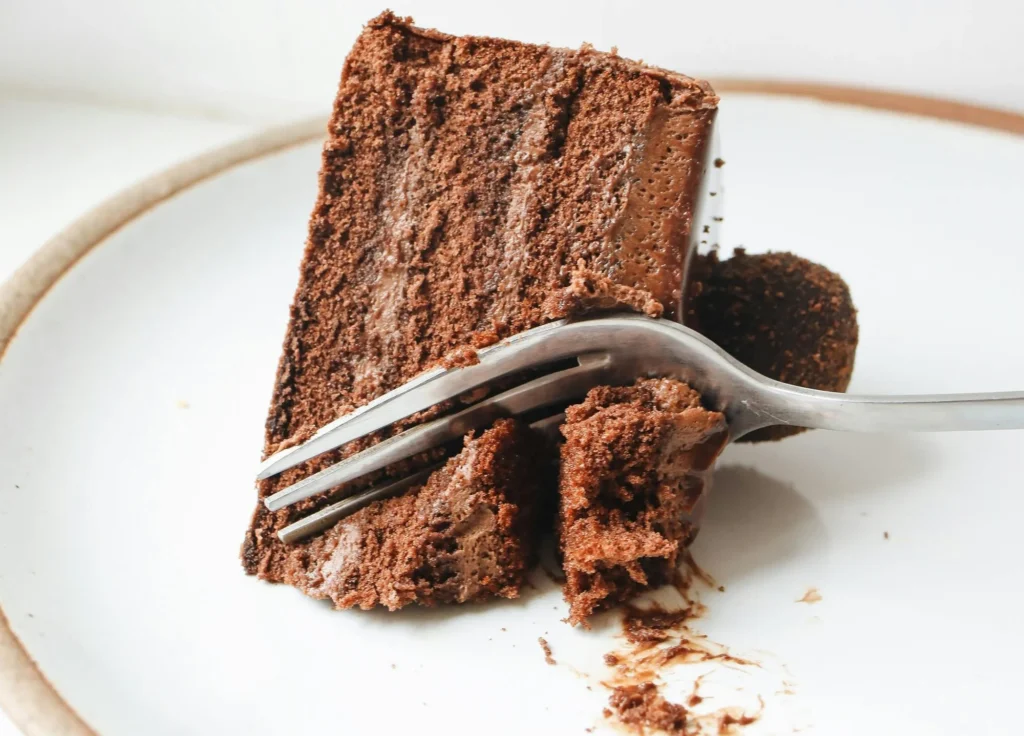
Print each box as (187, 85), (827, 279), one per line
(558, 379), (728, 625)
(278, 419), (548, 610)
(685, 249), (859, 442)
(243, 11), (719, 605)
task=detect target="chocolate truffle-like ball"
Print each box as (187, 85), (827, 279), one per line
(685, 249), (859, 442)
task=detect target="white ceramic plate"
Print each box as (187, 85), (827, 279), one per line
(1, 86), (1022, 736)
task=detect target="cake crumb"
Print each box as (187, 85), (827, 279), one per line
(718, 585), (726, 592)
(797, 588), (822, 604)
(440, 345), (479, 369)
(714, 157), (726, 167)
(607, 682), (687, 734)
(539, 637), (556, 665)
(175, 399), (190, 409)
(884, 531), (890, 540)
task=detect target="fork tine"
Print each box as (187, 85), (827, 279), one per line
(277, 412), (565, 543)
(277, 465), (440, 543)
(257, 319), (580, 480)
(263, 358), (609, 512)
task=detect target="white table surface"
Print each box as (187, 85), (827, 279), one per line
(0, 94), (253, 736)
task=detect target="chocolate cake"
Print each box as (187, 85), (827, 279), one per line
(685, 249), (859, 442)
(242, 11), (720, 603)
(277, 419), (548, 609)
(558, 378), (728, 625)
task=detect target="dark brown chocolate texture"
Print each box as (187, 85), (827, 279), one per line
(558, 379), (728, 626)
(278, 419), (549, 609)
(242, 12), (719, 605)
(607, 682), (688, 735)
(685, 249), (859, 442)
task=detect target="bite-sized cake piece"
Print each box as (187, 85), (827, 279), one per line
(243, 12), (719, 586)
(685, 248), (859, 442)
(278, 419), (551, 609)
(559, 379), (728, 625)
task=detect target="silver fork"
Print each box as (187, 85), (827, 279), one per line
(258, 314), (1024, 543)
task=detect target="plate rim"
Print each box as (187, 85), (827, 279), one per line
(0, 81), (1020, 736)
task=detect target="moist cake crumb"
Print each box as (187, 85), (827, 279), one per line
(558, 378), (728, 625)
(277, 419), (551, 609)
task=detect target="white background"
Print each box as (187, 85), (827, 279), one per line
(0, 1), (1022, 734)
(1, 0), (1023, 122)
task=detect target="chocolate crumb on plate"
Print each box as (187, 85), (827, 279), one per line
(539, 637), (556, 665)
(607, 682), (688, 735)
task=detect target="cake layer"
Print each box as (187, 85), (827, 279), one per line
(243, 12), (718, 584)
(558, 379), (728, 625)
(277, 419), (550, 609)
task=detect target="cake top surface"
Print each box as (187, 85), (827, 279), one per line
(261, 11), (718, 455)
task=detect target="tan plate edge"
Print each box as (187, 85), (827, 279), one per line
(0, 82), (1020, 736)
(713, 79), (1024, 135)
(0, 116), (328, 736)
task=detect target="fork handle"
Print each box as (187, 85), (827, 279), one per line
(756, 386), (1024, 434)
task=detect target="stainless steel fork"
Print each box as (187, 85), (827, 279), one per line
(258, 314), (1024, 543)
